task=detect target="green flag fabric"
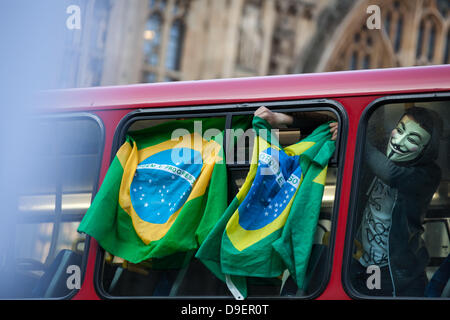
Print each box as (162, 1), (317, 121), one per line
(78, 118), (229, 264)
(196, 116), (335, 299)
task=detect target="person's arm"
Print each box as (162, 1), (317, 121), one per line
(254, 106), (338, 140)
(364, 142), (438, 194)
(254, 106), (293, 127)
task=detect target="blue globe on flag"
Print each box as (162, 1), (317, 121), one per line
(130, 147), (203, 224)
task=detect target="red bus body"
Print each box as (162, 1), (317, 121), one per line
(39, 65), (450, 300)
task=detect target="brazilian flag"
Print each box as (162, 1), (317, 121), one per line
(78, 118), (232, 264)
(196, 116), (335, 299)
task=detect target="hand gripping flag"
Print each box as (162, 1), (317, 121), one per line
(78, 118), (229, 264)
(196, 116), (335, 299)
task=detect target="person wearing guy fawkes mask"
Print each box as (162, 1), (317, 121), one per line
(351, 106), (443, 297)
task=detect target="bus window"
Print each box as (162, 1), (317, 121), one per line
(98, 105), (341, 299)
(227, 110), (338, 297)
(99, 115), (231, 297)
(347, 100), (450, 298)
(0, 115), (104, 299)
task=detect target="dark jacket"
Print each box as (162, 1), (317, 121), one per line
(357, 142), (441, 295)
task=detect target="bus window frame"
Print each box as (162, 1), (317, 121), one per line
(342, 91), (450, 300)
(93, 98), (348, 300)
(17, 112), (105, 300)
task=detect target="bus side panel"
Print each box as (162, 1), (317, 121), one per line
(72, 95), (382, 300)
(318, 96), (381, 300)
(73, 108), (134, 300)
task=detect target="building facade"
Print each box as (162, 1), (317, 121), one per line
(60, 0), (450, 88)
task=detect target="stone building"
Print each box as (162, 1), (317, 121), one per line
(61, 0), (450, 88)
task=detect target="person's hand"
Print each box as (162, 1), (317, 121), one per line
(329, 121), (338, 141)
(254, 106), (293, 128)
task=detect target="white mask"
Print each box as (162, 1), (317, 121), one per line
(386, 115), (431, 162)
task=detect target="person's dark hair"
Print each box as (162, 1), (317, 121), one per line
(404, 107), (443, 138)
(401, 106), (443, 164)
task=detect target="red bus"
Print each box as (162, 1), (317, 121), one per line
(4, 65), (449, 302)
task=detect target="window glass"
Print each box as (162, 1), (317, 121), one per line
(100, 116), (229, 297)
(165, 19), (184, 71)
(227, 111), (338, 297)
(415, 15), (442, 65)
(143, 13), (162, 67)
(0, 116), (103, 298)
(348, 101), (450, 298)
(142, 0), (188, 83)
(98, 107), (340, 298)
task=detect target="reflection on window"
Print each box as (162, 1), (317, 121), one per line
(349, 101), (450, 298)
(15, 223), (54, 266)
(1, 116), (103, 299)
